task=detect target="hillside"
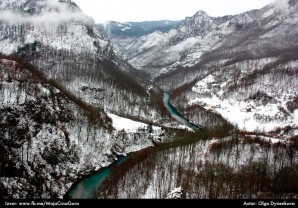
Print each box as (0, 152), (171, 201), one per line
(154, 0), (298, 134)
(0, 0), (164, 123)
(0, 55), (165, 198)
(0, 0), (170, 198)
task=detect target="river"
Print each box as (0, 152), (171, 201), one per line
(163, 91), (201, 131)
(65, 91), (201, 199)
(65, 156), (127, 199)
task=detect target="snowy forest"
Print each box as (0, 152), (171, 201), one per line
(0, 0), (297, 200)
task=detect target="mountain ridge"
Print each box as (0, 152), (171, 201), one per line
(102, 0), (297, 79)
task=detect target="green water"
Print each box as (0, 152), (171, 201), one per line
(65, 156), (127, 199)
(163, 91), (201, 131)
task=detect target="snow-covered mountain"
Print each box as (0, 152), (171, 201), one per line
(97, 20), (181, 59)
(0, 55), (165, 198)
(0, 0), (148, 76)
(0, 0), (108, 57)
(1, 0), (298, 200)
(103, 0), (298, 134)
(0, 0), (172, 199)
(0, 0), (162, 122)
(104, 10), (234, 77)
(97, 0), (298, 136)
(155, 0), (298, 134)
(107, 0), (298, 80)
(98, 20), (181, 38)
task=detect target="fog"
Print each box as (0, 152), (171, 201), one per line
(273, 0), (290, 12)
(0, 0), (94, 28)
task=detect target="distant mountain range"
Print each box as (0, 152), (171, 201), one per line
(101, 1), (298, 79)
(98, 20), (182, 38)
(99, 0), (298, 134)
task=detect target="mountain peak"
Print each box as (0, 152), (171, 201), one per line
(173, 9), (214, 41)
(194, 10), (209, 17)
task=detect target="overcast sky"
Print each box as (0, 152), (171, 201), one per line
(73, 0), (275, 23)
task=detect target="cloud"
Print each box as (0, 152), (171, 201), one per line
(0, 0), (94, 29)
(101, 21), (112, 36)
(273, 0), (289, 12)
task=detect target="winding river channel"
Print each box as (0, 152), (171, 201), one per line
(65, 91), (201, 199)
(163, 91), (201, 131)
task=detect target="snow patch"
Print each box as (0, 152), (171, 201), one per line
(166, 187), (183, 199)
(169, 37), (199, 52)
(108, 113), (158, 133)
(263, 8), (275, 18)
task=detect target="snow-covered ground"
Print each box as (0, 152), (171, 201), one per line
(188, 68), (298, 133)
(189, 95), (295, 132)
(108, 113), (160, 133)
(107, 112), (164, 153)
